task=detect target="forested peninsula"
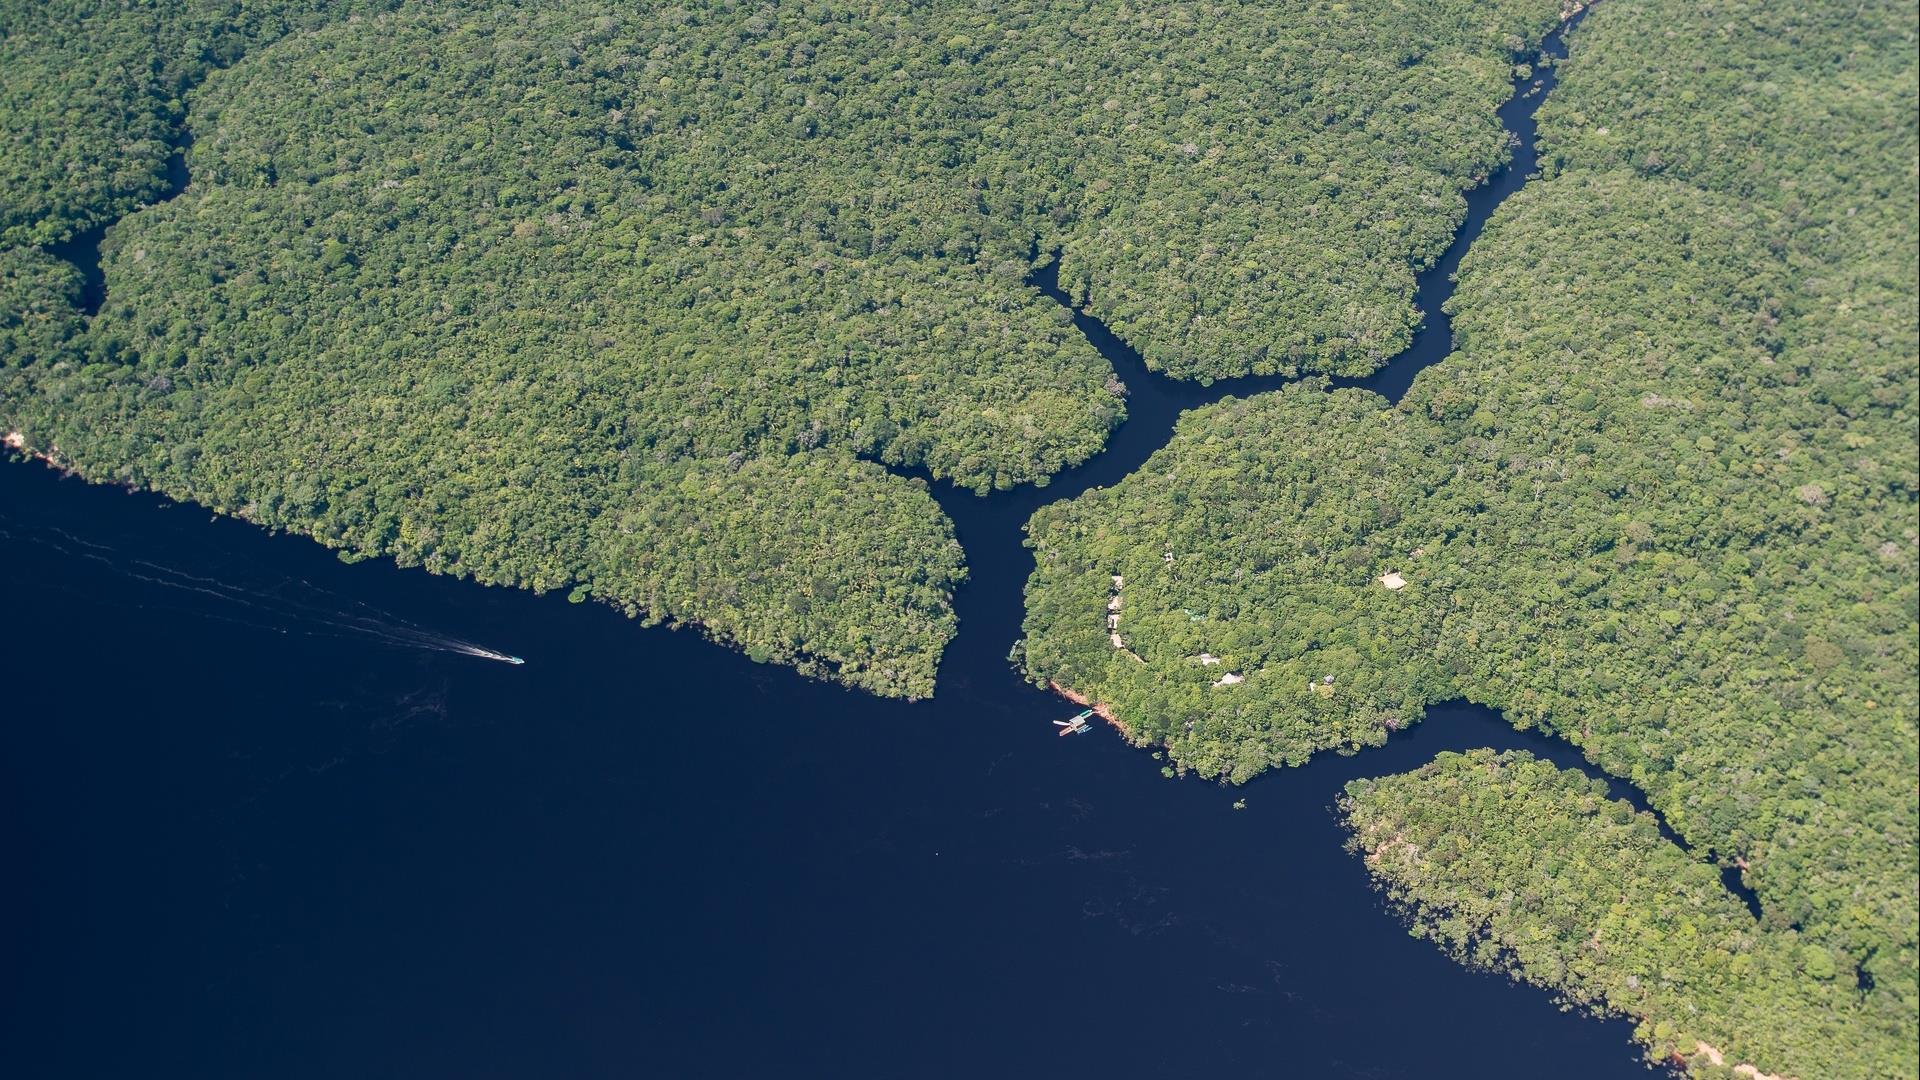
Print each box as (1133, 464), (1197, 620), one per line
(3, 0), (1568, 695)
(6, 1), (1916, 1073)
(1020, 0), (1918, 1074)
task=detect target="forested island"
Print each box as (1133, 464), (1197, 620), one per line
(1020, 0), (1917, 1074)
(4, 0), (1915, 1075)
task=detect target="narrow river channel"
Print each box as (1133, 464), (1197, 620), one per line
(1, 11), (1695, 1079)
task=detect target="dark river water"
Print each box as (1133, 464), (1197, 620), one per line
(1, 14), (1676, 1080)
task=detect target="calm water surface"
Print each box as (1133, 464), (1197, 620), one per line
(2, 14), (1665, 1080)
(2, 464), (1650, 1080)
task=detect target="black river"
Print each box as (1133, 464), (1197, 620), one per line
(4, 13), (1679, 1079)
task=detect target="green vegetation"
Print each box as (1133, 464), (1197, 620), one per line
(0, 248), (84, 366)
(0, 0), (367, 247)
(0, 2), (180, 247)
(3, 0), (1566, 693)
(1020, 0), (1916, 1072)
(1343, 750), (1911, 1080)
(7, 0), (1913, 1064)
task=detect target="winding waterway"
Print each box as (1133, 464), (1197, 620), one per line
(3, 11), (1724, 1079)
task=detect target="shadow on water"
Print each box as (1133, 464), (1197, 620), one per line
(1, 8), (1750, 1078)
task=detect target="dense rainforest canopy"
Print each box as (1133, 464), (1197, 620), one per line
(1343, 751), (1898, 1078)
(2, 0), (1565, 695)
(1020, 0), (1918, 1074)
(6, 0), (1915, 1072)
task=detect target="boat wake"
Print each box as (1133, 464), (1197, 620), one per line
(1, 520), (523, 664)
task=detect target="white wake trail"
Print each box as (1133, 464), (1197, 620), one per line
(7, 520), (524, 664)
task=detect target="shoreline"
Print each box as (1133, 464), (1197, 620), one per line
(1047, 680), (1134, 741)
(1029, 4), (1594, 769)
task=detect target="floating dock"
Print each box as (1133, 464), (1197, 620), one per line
(1053, 708), (1094, 736)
